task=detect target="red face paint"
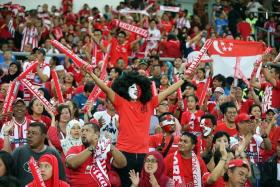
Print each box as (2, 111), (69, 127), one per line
(137, 85), (142, 98)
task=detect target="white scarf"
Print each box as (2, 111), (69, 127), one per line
(172, 151), (202, 187)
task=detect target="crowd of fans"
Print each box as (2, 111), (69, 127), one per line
(0, 0), (280, 187)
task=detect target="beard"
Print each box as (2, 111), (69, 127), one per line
(82, 138), (90, 147)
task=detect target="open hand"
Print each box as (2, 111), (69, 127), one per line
(129, 170), (140, 187)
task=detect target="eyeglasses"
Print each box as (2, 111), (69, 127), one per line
(144, 158), (157, 163)
(159, 103), (169, 106)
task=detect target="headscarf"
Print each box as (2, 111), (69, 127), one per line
(27, 154), (69, 187)
(139, 151), (170, 187)
(60, 119), (82, 154)
(1, 61), (22, 83)
(39, 154), (59, 187)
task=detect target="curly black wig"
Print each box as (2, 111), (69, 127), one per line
(111, 71), (152, 104)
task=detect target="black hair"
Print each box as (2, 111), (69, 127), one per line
(111, 71), (152, 104)
(158, 112), (174, 122)
(51, 56), (60, 66)
(149, 18), (158, 24)
(84, 122), (100, 133)
(110, 67), (123, 76)
(213, 74), (226, 87)
(249, 104), (261, 114)
(185, 81), (197, 90)
(0, 150), (20, 187)
(201, 114), (217, 126)
(29, 122), (47, 134)
(212, 131), (230, 144)
(118, 31), (126, 37)
(56, 104), (71, 122)
(0, 151), (15, 176)
(84, 82), (95, 93)
(38, 87), (51, 101)
(220, 101), (237, 115)
(27, 98), (39, 115)
(186, 94), (198, 103)
(198, 68), (206, 75)
(181, 132), (197, 145)
(225, 76), (234, 88)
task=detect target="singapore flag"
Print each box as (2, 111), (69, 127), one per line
(207, 39), (266, 78)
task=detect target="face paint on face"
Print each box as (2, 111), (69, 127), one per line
(128, 84), (139, 100)
(161, 115), (175, 133)
(200, 118), (212, 137)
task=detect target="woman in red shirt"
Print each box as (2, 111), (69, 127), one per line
(27, 98), (52, 130)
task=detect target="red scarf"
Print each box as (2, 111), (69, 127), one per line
(139, 151), (169, 187)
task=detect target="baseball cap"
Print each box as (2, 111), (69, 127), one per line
(235, 113), (255, 124)
(13, 97), (25, 105)
(214, 87), (225, 94)
(228, 159), (249, 170)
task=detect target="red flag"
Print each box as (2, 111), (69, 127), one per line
(208, 39), (266, 78)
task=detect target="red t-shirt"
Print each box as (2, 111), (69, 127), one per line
(214, 122), (238, 137)
(261, 81), (280, 112)
(159, 40), (181, 58)
(181, 110), (204, 134)
(66, 145), (102, 187)
(237, 21), (251, 40)
(239, 99), (254, 114)
(114, 94), (158, 153)
(110, 38), (130, 67)
(26, 115), (51, 130)
(202, 172), (226, 187)
(164, 152), (208, 186)
(149, 134), (179, 156)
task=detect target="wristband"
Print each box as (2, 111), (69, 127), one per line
(3, 134), (9, 136)
(220, 158), (227, 162)
(262, 65), (268, 68)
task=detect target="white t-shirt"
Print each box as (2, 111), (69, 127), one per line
(93, 110), (119, 144)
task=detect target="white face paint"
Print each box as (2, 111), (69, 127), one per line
(128, 84), (138, 100)
(200, 118), (212, 137)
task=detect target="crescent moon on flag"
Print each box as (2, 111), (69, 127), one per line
(213, 40), (224, 54)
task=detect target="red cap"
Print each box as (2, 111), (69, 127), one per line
(235, 113), (255, 124)
(228, 159), (249, 169)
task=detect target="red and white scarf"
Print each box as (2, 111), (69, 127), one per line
(172, 151), (202, 187)
(185, 39), (213, 76)
(87, 137), (111, 186)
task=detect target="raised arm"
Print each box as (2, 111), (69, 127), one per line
(87, 70), (115, 103)
(157, 79), (185, 104)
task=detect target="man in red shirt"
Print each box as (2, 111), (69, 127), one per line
(214, 102), (238, 137)
(66, 123), (126, 187)
(251, 62), (280, 112)
(110, 31), (131, 67)
(225, 159), (250, 187)
(87, 24), (109, 66)
(85, 68), (189, 187)
(164, 132), (208, 186)
(149, 112), (180, 157)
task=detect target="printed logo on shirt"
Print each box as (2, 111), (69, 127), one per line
(23, 160), (32, 173)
